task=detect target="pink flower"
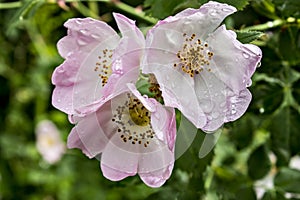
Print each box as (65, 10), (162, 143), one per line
(67, 83), (176, 187)
(52, 13), (144, 116)
(142, 1), (262, 132)
(35, 120), (65, 164)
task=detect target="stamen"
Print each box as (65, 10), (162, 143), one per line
(174, 33), (214, 77)
(94, 48), (113, 86)
(111, 93), (156, 148)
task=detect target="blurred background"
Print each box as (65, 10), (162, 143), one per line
(0, 0), (300, 199)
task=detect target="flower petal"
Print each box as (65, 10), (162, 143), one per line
(142, 64), (207, 129)
(206, 25), (262, 93)
(225, 88), (252, 122)
(67, 100), (114, 158)
(144, 1), (236, 59)
(57, 18), (118, 59)
(194, 69), (227, 132)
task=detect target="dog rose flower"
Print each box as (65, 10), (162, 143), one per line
(52, 13), (144, 116)
(67, 83), (176, 187)
(142, 1), (262, 131)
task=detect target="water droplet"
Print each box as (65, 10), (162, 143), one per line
(91, 33), (100, 39)
(79, 29), (88, 35)
(231, 108), (236, 115)
(57, 99), (61, 103)
(200, 100), (214, 113)
(57, 68), (65, 73)
(75, 20), (82, 25)
(220, 102), (226, 108)
(207, 115), (213, 120)
(77, 39), (87, 46)
(246, 80), (252, 87)
(242, 52), (250, 59)
(256, 62), (261, 68)
(222, 8), (232, 12)
(209, 10), (218, 16)
(211, 111), (220, 119)
(171, 82), (175, 88)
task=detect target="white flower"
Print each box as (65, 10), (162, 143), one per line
(35, 120), (65, 164)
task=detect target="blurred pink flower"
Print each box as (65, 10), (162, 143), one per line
(142, 1), (262, 132)
(35, 120), (65, 164)
(67, 83), (176, 187)
(52, 13), (144, 116)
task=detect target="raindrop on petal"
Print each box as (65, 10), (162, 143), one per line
(256, 62), (261, 68)
(91, 33), (100, 39)
(211, 111), (220, 119)
(222, 8), (233, 12)
(79, 29), (88, 35)
(242, 52), (250, 59)
(77, 39), (87, 46)
(246, 80), (252, 87)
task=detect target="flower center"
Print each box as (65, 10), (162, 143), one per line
(174, 33), (214, 77)
(111, 93), (155, 148)
(94, 48), (113, 86)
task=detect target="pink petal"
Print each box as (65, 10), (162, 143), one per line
(101, 163), (136, 181)
(206, 25), (262, 93)
(144, 1), (236, 58)
(194, 70), (227, 132)
(142, 64), (207, 129)
(67, 100), (115, 158)
(225, 88), (252, 122)
(58, 18), (118, 59)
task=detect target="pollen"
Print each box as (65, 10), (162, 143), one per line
(174, 33), (214, 77)
(94, 48), (113, 87)
(111, 93), (155, 148)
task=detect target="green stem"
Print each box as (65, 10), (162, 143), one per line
(243, 19), (284, 31)
(112, 1), (157, 24)
(0, 2), (22, 9)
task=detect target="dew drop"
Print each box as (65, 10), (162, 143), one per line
(256, 62), (261, 68)
(220, 101), (226, 108)
(200, 100), (214, 113)
(207, 115), (213, 120)
(77, 39), (87, 46)
(246, 80), (252, 87)
(242, 52), (250, 59)
(91, 33), (101, 39)
(222, 8), (232, 12)
(57, 99), (61, 103)
(75, 20), (82, 25)
(209, 10), (218, 16)
(171, 82), (175, 89)
(211, 111), (220, 119)
(79, 29), (88, 35)
(231, 108), (237, 115)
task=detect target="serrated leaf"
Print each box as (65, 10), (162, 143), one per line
(247, 145), (271, 180)
(274, 167), (300, 193)
(144, 0), (183, 19)
(216, 0), (250, 10)
(236, 30), (263, 43)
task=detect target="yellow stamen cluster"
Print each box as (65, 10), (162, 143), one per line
(111, 93), (155, 148)
(174, 33), (214, 77)
(94, 48), (113, 86)
(148, 74), (163, 103)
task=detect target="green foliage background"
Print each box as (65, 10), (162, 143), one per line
(0, 0), (300, 199)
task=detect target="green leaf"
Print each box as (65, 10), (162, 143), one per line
(215, 0), (250, 10)
(236, 30), (264, 43)
(278, 26), (300, 65)
(274, 167), (300, 193)
(269, 108), (293, 166)
(273, 0), (300, 18)
(144, 0), (183, 19)
(247, 145), (271, 180)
